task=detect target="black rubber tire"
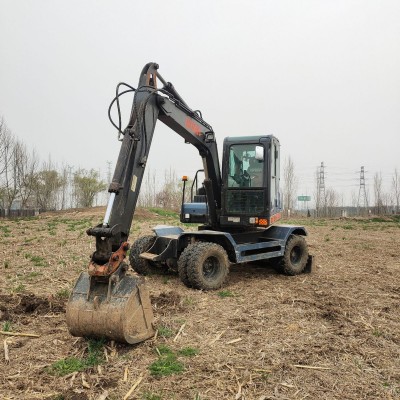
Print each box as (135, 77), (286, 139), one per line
(177, 246), (193, 288)
(281, 235), (308, 275)
(186, 242), (229, 290)
(129, 235), (158, 275)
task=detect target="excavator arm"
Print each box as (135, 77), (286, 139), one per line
(87, 63), (221, 268)
(66, 63), (222, 343)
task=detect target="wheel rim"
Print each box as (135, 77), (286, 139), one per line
(290, 246), (302, 265)
(202, 256), (219, 279)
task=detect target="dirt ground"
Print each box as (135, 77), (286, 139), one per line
(0, 207), (399, 400)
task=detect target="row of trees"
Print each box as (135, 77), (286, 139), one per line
(0, 116), (187, 214)
(0, 118), (106, 211)
(282, 156), (400, 217)
(2, 115), (399, 216)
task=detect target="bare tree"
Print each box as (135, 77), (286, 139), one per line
(59, 164), (71, 210)
(15, 143), (39, 208)
(350, 190), (358, 208)
(138, 168), (158, 208)
(373, 172), (384, 215)
(2, 139), (20, 210)
(282, 156), (298, 216)
(392, 168), (400, 213)
(155, 168), (183, 211)
(325, 188), (339, 217)
(0, 118), (9, 175)
(0, 120), (16, 208)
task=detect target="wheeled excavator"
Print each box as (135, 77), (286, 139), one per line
(66, 63), (313, 344)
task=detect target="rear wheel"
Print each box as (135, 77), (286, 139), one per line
(281, 235), (308, 275)
(129, 235), (159, 275)
(186, 242), (229, 290)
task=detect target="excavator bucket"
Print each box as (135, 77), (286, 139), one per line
(66, 265), (155, 344)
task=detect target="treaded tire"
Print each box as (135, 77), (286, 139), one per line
(281, 235), (308, 275)
(186, 242), (229, 290)
(129, 235), (158, 275)
(177, 245), (193, 288)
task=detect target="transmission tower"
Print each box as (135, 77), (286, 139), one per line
(357, 166), (368, 215)
(317, 162), (326, 217)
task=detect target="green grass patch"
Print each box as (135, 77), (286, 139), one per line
(2, 321), (12, 332)
(178, 347), (199, 357)
(372, 329), (383, 337)
(369, 216), (400, 223)
(155, 345), (175, 357)
(64, 218), (93, 231)
(51, 395), (65, 400)
(149, 355), (184, 377)
(26, 271), (42, 280)
(0, 224), (11, 235)
(157, 326), (174, 338)
(47, 338), (105, 376)
(149, 345), (184, 377)
(149, 208), (179, 218)
(85, 338), (106, 367)
(48, 357), (86, 376)
(56, 288), (70, 299)
(24, 253), (48, 267)
(13, 283), (26, 293)
(0, 226), (11, 237)
(218, 290), (235, 298)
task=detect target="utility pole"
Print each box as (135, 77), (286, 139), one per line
(317, 162), (326, 217)
(357, 166), (368, 215)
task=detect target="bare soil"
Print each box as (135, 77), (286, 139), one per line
(0, 208), (399, 399)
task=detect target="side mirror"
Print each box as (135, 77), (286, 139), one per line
(255, 146), (264, 161)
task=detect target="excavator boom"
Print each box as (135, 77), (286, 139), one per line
(66, 63), (222, 343)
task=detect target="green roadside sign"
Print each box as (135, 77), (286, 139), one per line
(298, 196), (311, 201)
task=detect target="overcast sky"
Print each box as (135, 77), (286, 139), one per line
(1, 0), (399, 205)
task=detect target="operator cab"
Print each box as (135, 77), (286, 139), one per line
(180, 135), (282, 230)
(220, 135), (281, 229)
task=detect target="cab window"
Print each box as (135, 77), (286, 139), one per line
(228, 144), (264, 188)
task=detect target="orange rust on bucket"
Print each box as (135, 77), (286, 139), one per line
(88, 242), (130, 276)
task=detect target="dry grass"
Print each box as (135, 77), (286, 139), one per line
(0, 208), (399, 399)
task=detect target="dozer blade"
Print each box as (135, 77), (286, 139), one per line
(66, 267), (155, 344)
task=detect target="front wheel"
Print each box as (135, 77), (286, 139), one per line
(281, 235), (308, 275)
(186, 242), (229, 290)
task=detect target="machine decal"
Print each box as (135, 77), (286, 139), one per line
(185, 117), (202, 137)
